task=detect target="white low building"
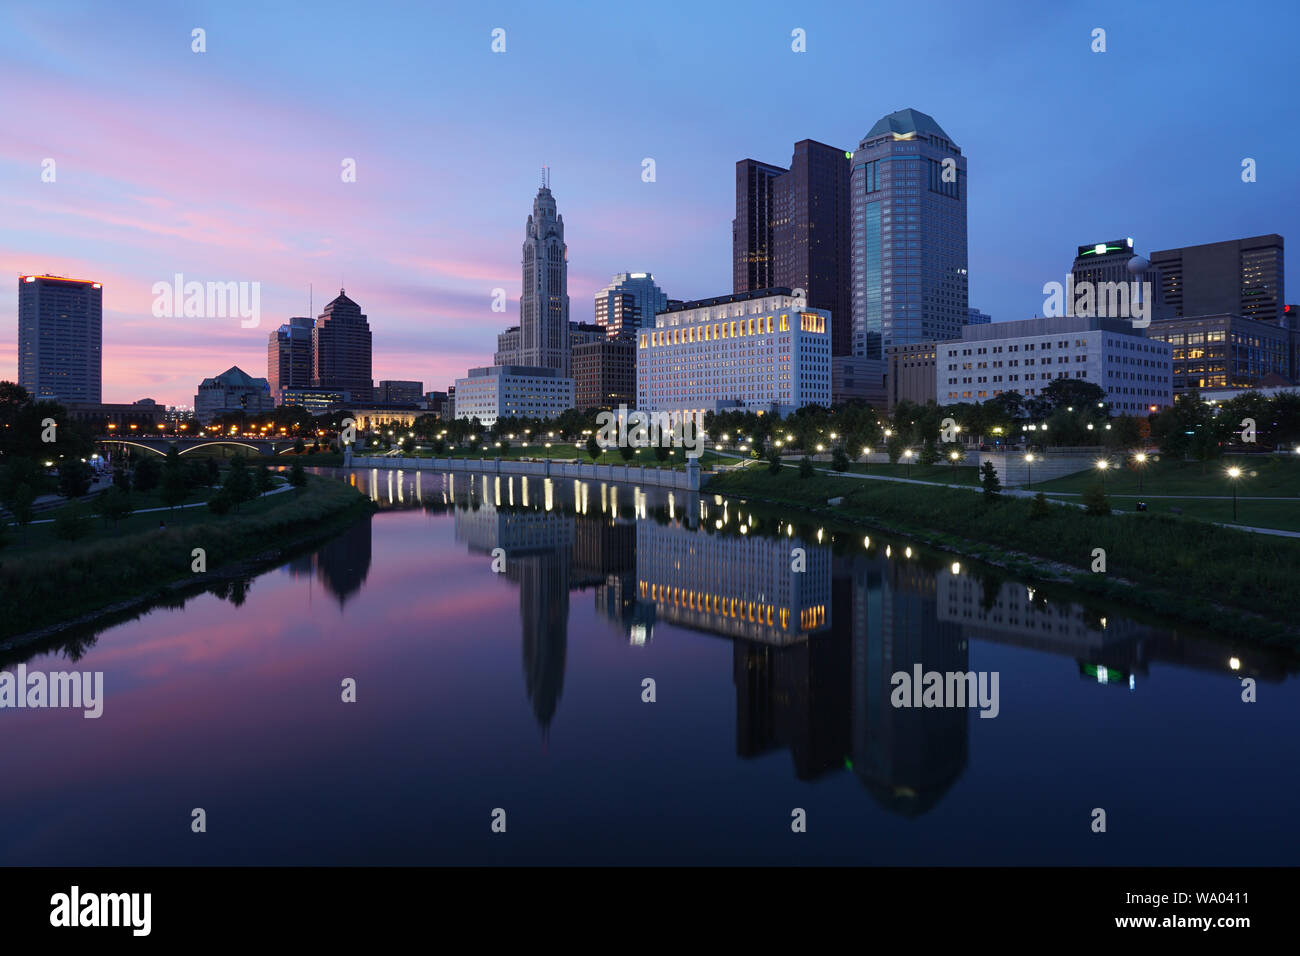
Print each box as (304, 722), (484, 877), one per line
(636, 289), (832, 428)
(936, 316), (1172, 415)
(454, 365), (574, 426)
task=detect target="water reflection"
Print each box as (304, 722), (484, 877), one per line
(338, 467), (1296, 818)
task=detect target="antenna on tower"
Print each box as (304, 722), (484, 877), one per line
(309, 283), (313, 317)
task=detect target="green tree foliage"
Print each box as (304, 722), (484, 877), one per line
(799, 456), (815, 479)
(53, 501), (93, 540)
(133, 455), (162, 492)
(586, 435), (601, 462)
(1082, 483), (1112, 516)
(767, 447), (783, 474)
(289, 460), (307, 490)
(1029, 492), (1052, 520)
(980, 461), (1001, 498)
(57, 459), (93, 499)
(93, 485), (133, 526)
(831, 447), (850, 472)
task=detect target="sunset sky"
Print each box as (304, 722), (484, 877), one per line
(2, 0), (1296, 407)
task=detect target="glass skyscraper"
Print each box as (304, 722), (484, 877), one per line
(593, 272), (668, 335)
(849, 109), (967, 360)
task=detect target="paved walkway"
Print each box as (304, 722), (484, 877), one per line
(26, 481), (292, 525)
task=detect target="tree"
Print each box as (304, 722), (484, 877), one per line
(618, 444), (635, 463)
(133, 455), (162, 493)
(653, 442), (669, 464)
(93, 485), (133, 528)
(831, 447), (850, 472)
(799, 456), (815, 479)
(586, 434), (601, 463)
(289, 460), (307, 491)
(293, 437), (306, 455)
(112, 466), (131, 492)
(918, 438), (939, 466)
(53, 501), (92, 540)
(205, 458), (220, 485)
(222, 455), (255, 508)
(1041, 378), (1108, 414)
(207, 489), (233, 515)
(1082, 483), (1111, 516)
(980, 461), (1001, 498)
(886, 432), (905, 464)
(254, 462), (274, 494)
(160, 465), (189, 511)
(1029, 492), (1051, 520)
(10, 483), (36, 537)
(57, 459), (93, 499)
(767, 447), (783, 474)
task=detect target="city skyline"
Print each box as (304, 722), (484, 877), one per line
(1, 1), (1297, 407)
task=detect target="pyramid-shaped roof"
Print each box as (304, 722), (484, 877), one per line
(865, 108), (952, 141)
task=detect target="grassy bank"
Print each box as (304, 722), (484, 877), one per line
(708, 466), (1300, 644)
(0, 475), (373, 640)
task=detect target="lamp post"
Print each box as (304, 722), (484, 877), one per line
(1133, 452), (1147, 493)
(1227, 465), (1241, 522)
(949, 449), (960, 482)
(1024, 452), (1035, 490)
(1095, 458), (1110, 490)
(903, 448), (913, 479)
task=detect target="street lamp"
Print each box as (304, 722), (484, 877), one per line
(1227, 465), (1242, 522)
(949, 449), (961, 482)
(1095, 458), (1110, 490)
(1024, 452), (1035, 489)
(903, 448), (913, 479)
(1133, 452), (1147, 493)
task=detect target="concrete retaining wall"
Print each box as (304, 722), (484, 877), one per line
(348, 455), (702, 491)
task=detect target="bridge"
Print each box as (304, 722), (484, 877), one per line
(96, 436), (298, 457)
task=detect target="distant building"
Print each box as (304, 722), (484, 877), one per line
(454, 365), (575, 427)
(424, 390), (451, 416)
(313, 289), (373, 403)
(63, 399), (161, 432)
(345, 405), (425, 431)
(734, 143), (851, 355)
(573, 335), (636, 411)
(278, 386), (351, 415)
(887, 343), (938, 409)
(1147, 313), (1291, 392)
(967, 308), (992, 325)
(1150, 234), (1284, 324)
(637, 289), (831, 428)
(936, 316), (1172, 415)
(195, 366), (275, 423)
(849, 109), (967, 359)
(569, 321), (605, 347)
(18, 274), (103, 403)
(495, 326), (521, 366)
(733, 159), (786, 294)
(268, 316), (314, 397)
(519, 176), (571, 375)
(832, 356), (887, 407)
(594, 273), (669, 336)
(1069, 238), (1167, 321)
(376, 380), (423, 405)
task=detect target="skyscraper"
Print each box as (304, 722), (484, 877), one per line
(268, 315), (314, 397)
(733, 159), (786, 293)
(313, 290), (373, 403)
(1149, 234), (1284, 323)
(18, 274), (103, 403)
(773, 140), (852, 355)
(520, 172), (570, 376)
(594, 272), (668, 336)
(849, 109), (967, 359)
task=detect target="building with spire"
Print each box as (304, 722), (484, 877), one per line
(313, 289), (373, 404)
(519, 170), (571, 376)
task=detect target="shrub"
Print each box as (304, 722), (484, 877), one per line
(980, 461), (1001, 498)
(586, 435), (601, 462)
(1029, 492), (1052, 520)
(799, 456), (815, 479)
(767, 448), (783, 475)
(1082, 483), (1112, 516)
(831, 447), (850, 472)
(207, 490), (233, 515)
(54, 502), (92, 540)
(133, 455), (162, 492)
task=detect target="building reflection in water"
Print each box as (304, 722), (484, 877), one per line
(336, 467), (1292, 813)
(284, 512), (374, 609)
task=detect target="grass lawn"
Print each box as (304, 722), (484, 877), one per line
(1034, 455), (1300, 497)
(840, 461), (982, 485)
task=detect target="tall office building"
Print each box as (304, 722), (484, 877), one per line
(733, 159), (786, 293)
(18, 274), (103, 403)
(594, 272), (668, 336)
(268, 316), (314, 399)
(313, 289), (373, 403)
(733, 144), (851, 355)
(773, 140), (852, 355)
(1069, 238), (1167, 319)
(519, 172), (571, 376)
(848, 109), (967, 360)
(1149, 234), (1284, 324)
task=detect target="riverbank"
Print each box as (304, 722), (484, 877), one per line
(0, 475), (375, 643)
(708, 466), (1300, 646)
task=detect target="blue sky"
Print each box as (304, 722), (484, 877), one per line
(0, 0), (1295, 404)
